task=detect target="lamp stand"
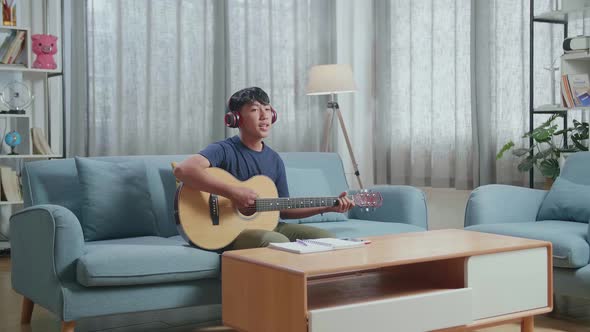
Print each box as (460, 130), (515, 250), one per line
(322, 93), (364, 189)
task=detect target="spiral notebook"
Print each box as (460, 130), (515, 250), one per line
(268, 238), (365, 254)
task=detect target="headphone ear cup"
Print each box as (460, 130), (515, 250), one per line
(271, 107), (277, 124)
(224, 111), (240, 128)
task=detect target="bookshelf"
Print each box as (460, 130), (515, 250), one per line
(0, 0), (64, 253)
(528, 1), (590, 188)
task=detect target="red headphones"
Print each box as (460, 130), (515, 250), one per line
(224, 101), (277, 128)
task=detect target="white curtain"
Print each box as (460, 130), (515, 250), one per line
(72, 0), (334, 157)
(373, 0), (564, 189)
(333, 0), (376, 189)
(72, 0), (571, 189)
(225, 0), (335, 152)
(480, 0), (563, 187)
(76, 0), (225, 156)
(374, 0), (473, 189)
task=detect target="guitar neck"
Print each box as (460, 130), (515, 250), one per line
(255, 197), (339, 212)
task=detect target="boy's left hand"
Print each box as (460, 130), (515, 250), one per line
(326, 192), (355, 213)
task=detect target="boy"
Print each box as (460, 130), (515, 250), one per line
(174, 87), (354, 250)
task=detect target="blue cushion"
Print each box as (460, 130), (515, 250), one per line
(75, 157), (158, 241)
(307, 219), (424, 238)
(285, 167), (348, 223)
(537, 177), (590, 223)
(466, 220), (590, 268)
(76, 236), (219, 287)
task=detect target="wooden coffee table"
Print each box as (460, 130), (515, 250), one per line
(222, 229), (552, 332)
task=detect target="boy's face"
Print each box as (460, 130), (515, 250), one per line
(238, 101), (273, 139)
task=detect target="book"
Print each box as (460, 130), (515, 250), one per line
(31, 127), (54, 155)
(268, 238), (365, 254)
(8, 30), (25, 64)
(1, 30), (24, 64)
(568, 74), (590, 107)
(563, 36), (590, 51)
(561, 75), (574, 108)
(0, 30), (14, 60)
(0, 167), (20, 201)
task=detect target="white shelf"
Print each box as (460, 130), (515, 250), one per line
(534, 104), (590, 112)
(0, 113), (30, 118)
(534, 7), (590, 22)
(561, 52), (590, 61)
(0, 64), (60, 73)
(0, 154), (61, 159)
(0, 26), (26, 31)
(0, 200), (22, 205)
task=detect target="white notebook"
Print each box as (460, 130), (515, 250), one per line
(268, 238), (365, 254)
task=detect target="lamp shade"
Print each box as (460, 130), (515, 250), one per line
(306, 64), (356, 95)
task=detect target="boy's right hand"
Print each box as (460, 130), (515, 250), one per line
(229, 186), (258, 209)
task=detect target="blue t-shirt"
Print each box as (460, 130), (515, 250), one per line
(199, 135), (290, 197)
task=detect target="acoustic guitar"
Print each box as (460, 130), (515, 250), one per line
(174, 167), (383, 250)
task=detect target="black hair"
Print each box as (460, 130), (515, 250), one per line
(227, 87), (270, 113)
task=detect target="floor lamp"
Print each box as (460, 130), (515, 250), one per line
(306, 64), (363, 189)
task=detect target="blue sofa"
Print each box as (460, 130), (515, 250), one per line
(10, 152), (428, 329)
(465, 152), (590, 300)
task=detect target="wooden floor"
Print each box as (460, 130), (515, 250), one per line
(1, 257), (589, 332)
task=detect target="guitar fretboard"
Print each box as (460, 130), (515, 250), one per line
(255, 197), (339, 212)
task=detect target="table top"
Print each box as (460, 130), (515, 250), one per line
(222, 229), (551, 277)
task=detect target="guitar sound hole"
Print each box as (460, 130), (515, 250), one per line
(238, 208), (256, 217)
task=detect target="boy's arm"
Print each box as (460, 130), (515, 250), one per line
(280, 207), (329, 219)
(173, 154), (232, 197)
(174, 154), (257, 208)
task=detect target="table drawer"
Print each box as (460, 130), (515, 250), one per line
(467, 247), (548, 320)
(308, 288), (472, 332)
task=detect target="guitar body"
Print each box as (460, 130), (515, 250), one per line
(174, 168), (280, 250)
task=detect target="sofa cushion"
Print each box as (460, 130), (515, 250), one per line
(466, 220), (589, 268)
(285, 167), (348, 223)
(77, 236), (219, 287)
(76, 157), (158, 241)
(537, 177), (590, 223)
(306, 219), (424, 238)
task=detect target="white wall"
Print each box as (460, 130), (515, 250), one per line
(421, 187), (471, 230)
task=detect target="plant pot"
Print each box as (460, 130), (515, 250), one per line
(544, 178), (555, 190)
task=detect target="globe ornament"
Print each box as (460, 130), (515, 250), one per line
(4, 130), (21, 155)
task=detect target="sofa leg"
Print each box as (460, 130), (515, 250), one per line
(21, 297), (34, 324)
(61, 321), (76, 332)
(521, 316), (534, 332)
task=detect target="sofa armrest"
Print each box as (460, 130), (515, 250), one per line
(464, 184), (548, 227)
(9, 204), (84, 314)
(349, 185), (428, 229)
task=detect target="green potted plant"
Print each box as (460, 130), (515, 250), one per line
(496, 114), (589, 189)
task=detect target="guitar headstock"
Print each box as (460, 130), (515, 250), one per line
(351, 190), (383, 209)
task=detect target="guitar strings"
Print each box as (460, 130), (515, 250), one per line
(236, 197), (341, 212)
(224, 193), (379, 212)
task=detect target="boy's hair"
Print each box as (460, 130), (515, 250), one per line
(227, 87), (270, 113)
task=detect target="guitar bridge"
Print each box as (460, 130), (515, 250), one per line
(209, 194), (219, 226)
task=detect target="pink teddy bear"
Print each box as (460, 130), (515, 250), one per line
(32, 34), (58, 70)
